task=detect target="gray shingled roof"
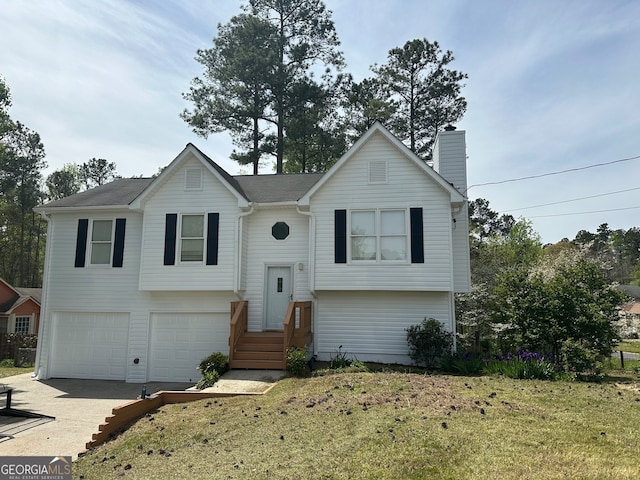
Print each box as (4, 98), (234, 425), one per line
(41, 178), (155, 208)
(38, 162), (326, 209)
(235, 173), (324, 203)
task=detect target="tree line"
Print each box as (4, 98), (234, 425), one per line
(0, 77), (119, 287)
(457, 198), (640, 370)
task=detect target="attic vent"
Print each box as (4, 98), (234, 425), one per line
(368, 160), (388, 184)
(185, 168), (203, 190)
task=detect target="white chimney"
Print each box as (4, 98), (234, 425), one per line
(431, 126), (467, 195)
(432, 126), (470, 293)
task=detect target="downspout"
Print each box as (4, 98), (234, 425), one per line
(234, 206), (254, 298)
(296, 205), (318, 357)
(33, 211), (53, 379)
(296, 206), (316, 297)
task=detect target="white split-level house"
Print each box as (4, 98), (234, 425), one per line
(33, 123), (470, 383)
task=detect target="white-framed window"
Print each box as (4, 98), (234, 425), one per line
(350, 209), (407, 262)
(90, 219), (114, 265)
(14, 316), (30, 334)
(180, 214), (205, 262)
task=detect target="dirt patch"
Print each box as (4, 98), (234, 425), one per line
(281, 373), (484, 415)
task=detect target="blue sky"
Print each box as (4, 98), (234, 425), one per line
(2, 0), (639, 243)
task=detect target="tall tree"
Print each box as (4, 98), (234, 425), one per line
(371, 38), (467, 158)
(247, 0), (344, 173)
(283, 77), (346, 173)
(340, 75), (396, 143)
(182, 14), (277, 175)
(79, 158), (118, 189)
(0, 119), (46, 287)
(46, 163), (81, 200)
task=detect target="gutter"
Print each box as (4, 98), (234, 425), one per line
(296, 205), (318, 357)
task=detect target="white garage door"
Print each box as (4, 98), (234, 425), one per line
(50, 312), (129, 380)
(149, 313), (229, 382)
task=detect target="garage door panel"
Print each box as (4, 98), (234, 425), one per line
(149, 313), (229, 382)
(50, 312), (129, 380)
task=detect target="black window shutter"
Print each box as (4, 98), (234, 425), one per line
(410, 208), (424, 263)
(74, 219), (89, 267)
(206, 212), (219, 265)
(164, 214), (177, 265)
(112, 218), (126, 267)
(335, 209), (347, 263)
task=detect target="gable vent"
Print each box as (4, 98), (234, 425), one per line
(185, 168), (203, 190)
(368, 160), (388, 184)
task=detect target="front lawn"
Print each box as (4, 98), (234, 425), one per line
(74, 372), (640, 480)
(616, 340), (640, 354)
(0, 359), (33, 379)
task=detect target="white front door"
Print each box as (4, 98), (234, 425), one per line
(265, 266), (292, 330)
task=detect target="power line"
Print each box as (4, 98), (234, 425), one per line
(466, 154), (640, 192)
(501, 186), (640, 213)
(527, 205), (640, 219)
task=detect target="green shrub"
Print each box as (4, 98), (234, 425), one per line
(441, 353), (485, 375)
(286, 347), (309, 377)
(0, 359), (15, 368)
(198, 352), (229, 376)
(195, 370), (220, 389)
(562, 338), (602, 375)
(329, 345), (353, 369)
(406, 318), (453, 369)
(483, 351), (557, 380)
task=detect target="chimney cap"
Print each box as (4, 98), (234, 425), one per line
(444, 124), (456, 131)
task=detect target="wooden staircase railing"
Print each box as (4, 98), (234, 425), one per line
(229, 301), (248, 367)
(283, 301), (313, 363)
(229, 300), (312, 369)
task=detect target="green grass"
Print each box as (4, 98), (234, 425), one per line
(616, 341), (640, 354)
(74, 372), (640, 480)
(0, 359), (33, 378)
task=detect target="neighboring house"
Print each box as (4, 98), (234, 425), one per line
(0, 278), (41, 335)
(617, 285), (640, 338)
(33, 123), (470, 383)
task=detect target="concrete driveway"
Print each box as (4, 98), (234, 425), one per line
(0, 374), (190, 459)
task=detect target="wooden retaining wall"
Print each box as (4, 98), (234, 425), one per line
(86, 390), (256, 450)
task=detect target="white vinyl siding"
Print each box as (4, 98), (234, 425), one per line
(242, 208), (312, 331)
(314, 291), (451, 363)
(139, 155), (238, 291)
(311, 132), (454, 291)
(432, 131), (471, 292)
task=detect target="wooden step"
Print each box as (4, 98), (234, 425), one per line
(240, 332), (284, 344)
(229, 359), (285, 370)
(235, 342), (283, 352)
(233, 350), (283, 361)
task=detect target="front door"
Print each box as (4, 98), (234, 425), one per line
(265, 266), (292, 330)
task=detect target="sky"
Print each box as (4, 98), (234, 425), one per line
(2, 0), (639, 243)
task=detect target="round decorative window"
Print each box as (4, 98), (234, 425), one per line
(272, 222), (290, 240)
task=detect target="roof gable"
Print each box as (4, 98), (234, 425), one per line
(299, 122), (465, 206)
(130, 144), (250, 209)
(0, 278), (41, 314)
